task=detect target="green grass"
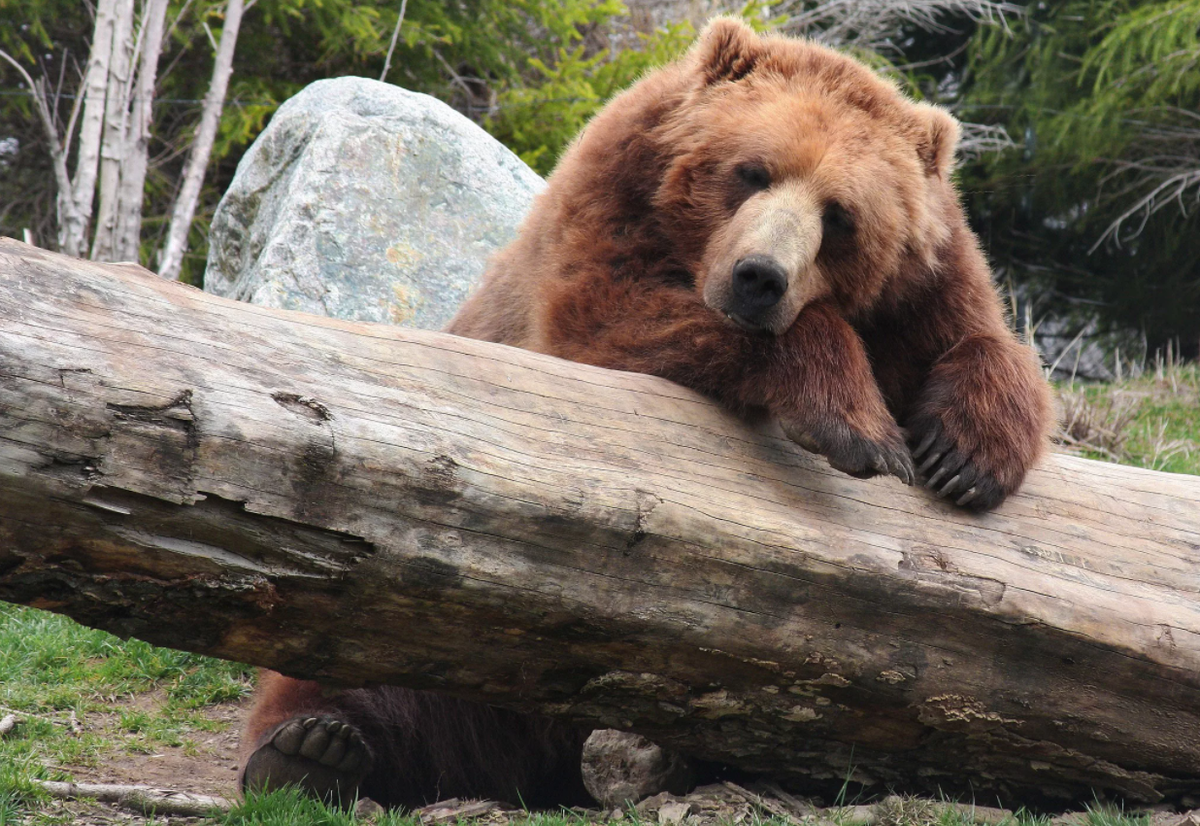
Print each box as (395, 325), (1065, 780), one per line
(0, 602), (249, 708)
(215, 789), (657, 826)
(0, 601), (251, 824)
(222, 788), (391, 826)
(1056, 361), (1200, 475)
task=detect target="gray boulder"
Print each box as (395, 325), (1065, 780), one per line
(204, 76), (543, 329)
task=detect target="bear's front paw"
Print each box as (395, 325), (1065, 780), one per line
(908, 418), (1005, 510)
(782, 417), (914, 485)
(241, 714), (374, 802)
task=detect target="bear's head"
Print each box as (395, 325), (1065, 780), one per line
(652, 18), (960, 335)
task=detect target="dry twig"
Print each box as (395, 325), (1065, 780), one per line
(32, 780), (232, 816)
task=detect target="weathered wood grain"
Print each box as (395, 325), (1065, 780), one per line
(1, 238), (1199, 804)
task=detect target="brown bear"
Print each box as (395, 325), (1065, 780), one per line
(238, 18), (1053, 808)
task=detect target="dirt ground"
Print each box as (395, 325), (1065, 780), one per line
(27, 693), (248, 825)
(65, 693), (245, 798)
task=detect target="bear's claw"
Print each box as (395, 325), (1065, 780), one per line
(241, 714), (373, 802)
(909, 420), (1004, 511)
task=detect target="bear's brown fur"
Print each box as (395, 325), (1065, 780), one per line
(453, 17), (1051, 501)
(239, 19), (1052, 808)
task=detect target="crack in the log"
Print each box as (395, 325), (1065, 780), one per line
(57, 367), (92, 388)
(110, 529), (293, 576)
(106, 390), (197, 443)
(176, 490), (378, 576)
(37, 452), (103, 483)
(0, 478), (381, 663)
(624, 489), (662, 555)
(81, 496), (132, 515)
(272, 392), (333, 422)
(4, 483), (377, 583)
(898, 548), (1007, 608)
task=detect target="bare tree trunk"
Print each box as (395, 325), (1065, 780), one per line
(87, 0), (170, 264)
(2, 239), (1200, 805)
(90, 0), (137, 262)
(158, 0), (245, 281)
(0, 0), (157, 262)
(65, 0), (123, 257)
(112, 0), (170, 263)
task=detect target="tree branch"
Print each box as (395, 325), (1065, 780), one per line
(0, 51), (83, 251)
(157, 0), (245, 280)
(1, 239), (1199, 804)
(380, 0), (408, 83)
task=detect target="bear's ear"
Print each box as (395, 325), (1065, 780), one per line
(914, 102), (961, 179)
(693, 17), (761, 86)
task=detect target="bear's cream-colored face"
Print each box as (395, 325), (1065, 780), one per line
(654, 19), (958, 335)
(694, 89), (924, 334)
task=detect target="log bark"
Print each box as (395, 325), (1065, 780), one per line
(1, 238), (1199, 805)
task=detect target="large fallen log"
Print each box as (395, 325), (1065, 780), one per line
(1, 238), (1199, 805)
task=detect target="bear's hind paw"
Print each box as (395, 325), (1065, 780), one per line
(241, 715), (373, 803)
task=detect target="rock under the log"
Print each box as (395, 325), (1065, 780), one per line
(582, 730), (697, 808)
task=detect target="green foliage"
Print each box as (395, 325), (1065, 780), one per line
(487, 19), (696, 174)
(1083, 804), (1151, 826)
(201, 0), (699, 176)
(0, 0), (67, 63)
(0, 0), (714, 279)
(485, 1), (780, 174)
(968, 0), (1200, 160)
(1083, 2), (1200, 111)
(0, 602), (250, 707)
(959, 0), (1200, 355)
(221, 787), (369, 826)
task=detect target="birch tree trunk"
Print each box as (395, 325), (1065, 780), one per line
(3, 0), (210, 266)
(158, 0), (245, 281)
(112, 0), (170, 263)
(3, 239), (1200, 806)
(90, 0), (138, 262)
(63, 0), (123, 258)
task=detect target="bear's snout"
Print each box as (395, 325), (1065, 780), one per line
(729, 255), (788, 327)
(701, 183), (825, 336)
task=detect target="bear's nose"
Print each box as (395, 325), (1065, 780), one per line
(730, 255), (788, 318)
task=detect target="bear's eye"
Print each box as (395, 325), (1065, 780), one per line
(736, 163), (771, 190)
(822, 201), (856, 237)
